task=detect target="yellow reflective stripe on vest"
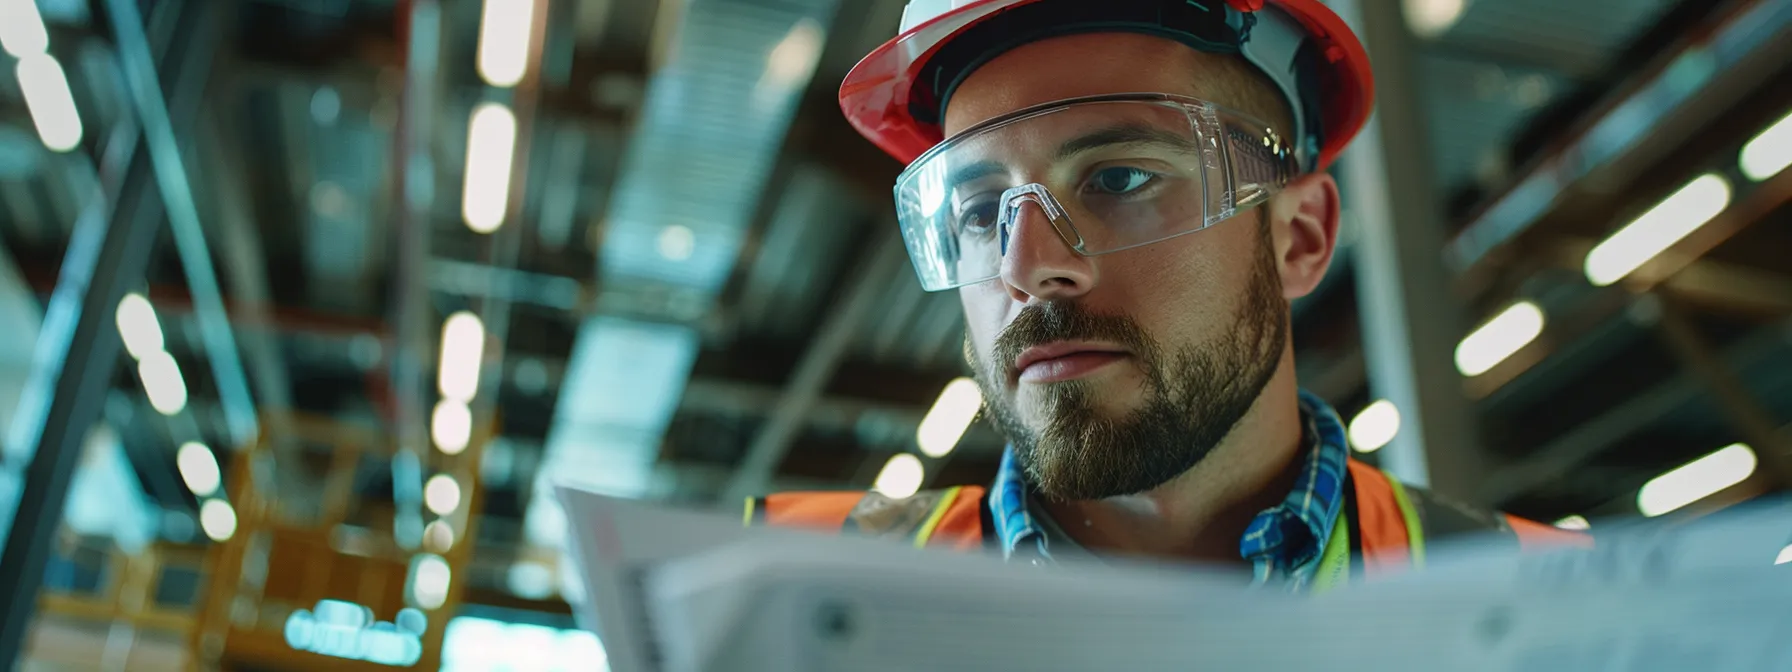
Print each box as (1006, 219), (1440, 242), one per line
(911, 486), (963, 548)
(1385, 478), (1427, 569)
(742, 497), (756, 527)
(1314, 465), (1435, 594)
(1310, 507), (1351, 595)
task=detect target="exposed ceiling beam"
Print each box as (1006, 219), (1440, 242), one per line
(1462, 287), (1633, 403)
(1660, 260), (1792, 318)
(681, 377), (923, 426)
(1614, 165), (1792, 295)
(1652, 296), (1792, 485)
(1478, 315), (1792, 505)
(1545, 237), (1792, 319)
(1446, 0), (1792, 284)
(9, 251), (966, 424)
(1419, 38), (1595, 81)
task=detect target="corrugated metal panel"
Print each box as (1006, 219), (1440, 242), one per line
(1421, 0), (1684, 191)
(600, 0), (839, 295)
(1421, 53), (1570, 191)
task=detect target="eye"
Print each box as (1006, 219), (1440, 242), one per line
(954, 197), (1001, 236)
(1087, 167), (1156, 195)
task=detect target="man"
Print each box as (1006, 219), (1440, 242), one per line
(746, 0), (1585, 591)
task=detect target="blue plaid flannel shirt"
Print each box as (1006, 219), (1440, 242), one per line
(990, 389), (1351, 590)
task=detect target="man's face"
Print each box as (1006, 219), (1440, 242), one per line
(945, 34), (1292, 501)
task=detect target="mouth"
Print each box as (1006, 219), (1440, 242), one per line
(1012, 342), (1130, 384)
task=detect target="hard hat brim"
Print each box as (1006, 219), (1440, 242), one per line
(838, 0), (1374, 171)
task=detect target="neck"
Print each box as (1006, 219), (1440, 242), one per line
(1042, 353), (1307, 565)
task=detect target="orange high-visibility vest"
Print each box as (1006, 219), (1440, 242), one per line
(744, 459), (1589, 579)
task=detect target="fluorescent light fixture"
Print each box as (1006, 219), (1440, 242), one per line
(177, 441), (221, 497)
(1740, 109), (1792, 182)
(1637, 443), (1756, 517)
(872, 453), (924, 499)
(200, 498), (237, 542)
(1584, 174), (1731, 286)
(431, 399), (473, 455)
(424, 520), (455, 553)
(438, 311), (486, 402)
(1455, 300), (1545, 377)
(411, 554), (452, 610)
(476, 0), (534, 88)
(461, 102), (517, 233)
(656, 225), (695, 261)
(507, 561), (555, 600)
(424, 474), (462, 516)
(115, 293), (164, 360)
(1346, 399), (1401, 453)
(1776, 544), (1792, 566)
(138, 350), (188, 415)
(17, 53), (83, 152)
(917, 377), (982, 458)
(0, 0), (49, 57)
(1553, 515), (1590, 530)
(1404, 0), (1466, 39)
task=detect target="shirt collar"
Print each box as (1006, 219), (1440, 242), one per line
(1238, 389), (1350, 585)
(991, 445), (1050, 561)
(988, 389), (1352, 584)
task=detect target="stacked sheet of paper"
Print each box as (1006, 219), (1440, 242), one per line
(556, 484), (1792, 672)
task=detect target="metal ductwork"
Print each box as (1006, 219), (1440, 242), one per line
(528, 0), (840, 549)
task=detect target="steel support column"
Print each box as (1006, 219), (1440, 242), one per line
(1328, 0), (1488, 497)
(389, 0), (446, 551)
(0, 1), (231, 658)
(0, 131), (161, 668)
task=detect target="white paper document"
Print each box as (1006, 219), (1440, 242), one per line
(556, 484), (1792, 672)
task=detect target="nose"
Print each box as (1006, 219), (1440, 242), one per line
(999, 195), (1096, 303)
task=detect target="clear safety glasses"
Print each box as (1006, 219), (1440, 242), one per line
(893, 93), (1299, 291)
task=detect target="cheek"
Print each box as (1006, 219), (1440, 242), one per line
(958, 283), (1010, 353)
(1100, 227), (1255, 328)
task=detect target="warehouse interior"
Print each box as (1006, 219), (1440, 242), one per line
(1, 0), (1790, 668)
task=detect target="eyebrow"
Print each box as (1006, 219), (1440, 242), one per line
(946, 161), (1005, 189)
(940, 124), (1198, 189)
(1053, 124), (1200, 161)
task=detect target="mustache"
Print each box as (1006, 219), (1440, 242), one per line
(993, 303), (1155, 374)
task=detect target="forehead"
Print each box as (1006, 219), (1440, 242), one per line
(943, 102), (1200, 174)
(942, 33), (1227, 136)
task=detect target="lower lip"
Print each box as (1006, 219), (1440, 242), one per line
(1018, 352), (1127, 383)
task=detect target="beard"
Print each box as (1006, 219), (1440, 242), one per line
(968, 221), (1289, 501)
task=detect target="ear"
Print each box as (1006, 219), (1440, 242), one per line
(1267, 172), (1341, 300)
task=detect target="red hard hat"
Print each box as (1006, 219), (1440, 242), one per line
(838, 0), (1374, 172)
